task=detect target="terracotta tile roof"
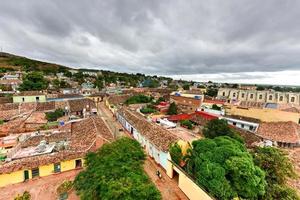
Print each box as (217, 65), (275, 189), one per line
(107, 94), (131, 105)
(203, 99), (225, 105)
(168, 114), (191, 121)
(0, 116), (113, 174)
(257, 121), (300, 144)
(14, 91), (44, 96)
(36, 102), (55, 111)
(190, 111), (218, 125)
(117, 108), (178, 152)
(225, 115), (261, 123)
(68, 99), (96, 112)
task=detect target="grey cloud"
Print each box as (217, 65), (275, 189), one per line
(1, 0), (300, 77)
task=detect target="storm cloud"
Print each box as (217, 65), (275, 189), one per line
(1, 0), (300, 84)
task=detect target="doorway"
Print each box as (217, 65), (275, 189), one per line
(24, 170), (29, 181)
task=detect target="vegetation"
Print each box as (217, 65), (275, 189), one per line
(167, 102), (178, 115)
(182, 84), (190, 90)
(57, 181), (73, 199)
(14, 191), (31, 200)
(155, 97), (166, 105)
(252, 147), (300, 200)
(169, 143), (183, 165)
(203, 119), (243, 142)
(74, 138), (161, 200)
(0, 119), (4, 125)
(45, 108), (64, 122)
(19, 72), (48, 91)
(211, 104), (221, 111)
(205, 87), (218, 97)
(140, 106), (157, 114)
(180, 120), (193, 129)
(51, 79), (70, 89)
(184, 136), (266, 200)
(125, 94), (153, 105)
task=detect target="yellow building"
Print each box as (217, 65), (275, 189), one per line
(226, 106), (300, 123)
(0, 158), (83, 187)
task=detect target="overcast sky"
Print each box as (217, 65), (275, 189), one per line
(1, 0), (300, 85)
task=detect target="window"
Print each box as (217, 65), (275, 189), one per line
(54, 163), (61, 173)
(233, 93), (236, 97)
(259, 94), (263, 100)
(36, 97), (40, 102)
(291, 97), (295, 102)
(279, 96), (283, 101)
(249, 126), (254, 131)
(222, 92), (225, 96)
(22, 97), (25, 102)
(250, 94), (254, 99)
(233, 122), (237, 126)
(241, 93), (245, 98)
(75, 159), (82, 168)
(241, 124), (245, 128)
(269, 95), (273, 101)
(31, 168), (40, 178)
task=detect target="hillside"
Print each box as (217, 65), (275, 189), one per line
(0, 52), (174, 88)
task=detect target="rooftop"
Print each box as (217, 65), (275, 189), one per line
(0, 116), (113, 174)
(257, 121), (300, 144)
(118, 108), (178, 151)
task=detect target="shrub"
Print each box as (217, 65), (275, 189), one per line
(14, 191), (31, 200)
(46, 108), (64, 122)
(180, 120), (193, 129)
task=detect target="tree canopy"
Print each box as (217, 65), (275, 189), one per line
(74, 138), (161, 200)
(19, 72), (48, 91)
(252, 147), (299, 200)
(203, 119), (243, 142)
(125, 94), (153, 105)
(167, 102), (178, 115)
(184, 136), (266, 200)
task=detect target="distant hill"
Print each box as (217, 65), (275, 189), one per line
(0, 52), (70, 73)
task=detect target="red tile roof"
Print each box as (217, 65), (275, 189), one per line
(203, 99), (225, 105)
(168, 114), (191, 121)
(257, 121), (300, 144)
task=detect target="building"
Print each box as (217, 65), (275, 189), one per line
(218, 88), (300, 105)
(256, 121), (300, 148)
(13, 91), (46, 103)
(222, 115), (260, 132)
(170, 92), (203, 113)
(0, 116), (114, 187)
(116, 108), (178, 170)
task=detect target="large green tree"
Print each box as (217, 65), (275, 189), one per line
(203, 119), (243, 142)
(184, 136), (266, 200)
(19, 72), (48, 91)
(252, 147), (299, 200)
(167, 102), (178, 115)
(74, 138), (161, 200)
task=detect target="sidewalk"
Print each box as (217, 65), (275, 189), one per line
(144, 157), (189, 200)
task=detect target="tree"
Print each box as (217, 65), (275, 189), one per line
(74, 138), (161, 200)
(203, 119), (243, 142)
(125, 95), (153, 105)
(184, 136), (266, 200)
(205, 88), (218, 97)
(211, 104), (221, 111)
(180, 120), (193, 129)
(169, 143), (183, 165)
(256, 85), (265, 91)
(45, 108), (64, 122)
(183, 84), (190, 90)
(19, 72), (48, 91)
(167, 102), (178, 115)
(252, 147), (299, 200)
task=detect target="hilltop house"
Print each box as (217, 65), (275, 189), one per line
(13, 91), (46, 103)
